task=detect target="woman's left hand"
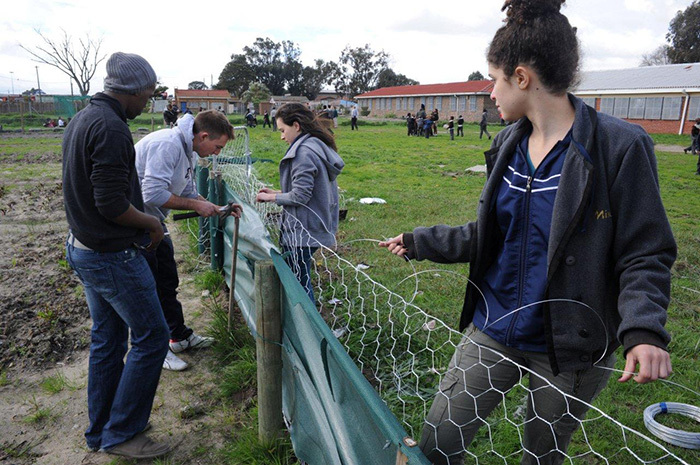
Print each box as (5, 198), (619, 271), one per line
(256, 192), (276, 203)
(618, 344), (672, 384)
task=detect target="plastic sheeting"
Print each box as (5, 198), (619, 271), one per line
(218, 188), (429, 465)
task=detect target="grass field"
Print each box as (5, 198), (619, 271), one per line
(1, 114), (697, 463)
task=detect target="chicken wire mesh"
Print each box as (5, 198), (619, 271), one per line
(183, 133), (696, 465)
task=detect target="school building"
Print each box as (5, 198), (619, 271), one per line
(355, 80), (498, 123)
(574, 62), (700, 134)
(356, 62), (700, 133)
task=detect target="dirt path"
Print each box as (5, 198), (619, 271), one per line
(0, 225), (228, 464)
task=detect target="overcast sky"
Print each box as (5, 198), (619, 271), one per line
(0, 0), (692, 96)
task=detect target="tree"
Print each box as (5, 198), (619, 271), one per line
(640, 45), (671, 66)
(241, 81), (271, 105)
(242, 37), (288, 95)
(217, 54), (255, 97)
(288, 59), (335, 100)
(331, 44), (390, 98)
(20, 29), (106, 96)
(153, 82), (169, 99)
(376, 68), (419, 88)
(666, 0), (700, 63)
(468, 70), (485, 81)
(188, 81), (208, 90)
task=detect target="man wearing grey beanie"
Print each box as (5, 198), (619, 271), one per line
(63, 52), (172, 459)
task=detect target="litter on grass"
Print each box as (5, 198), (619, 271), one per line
(359, 197), (387, 204)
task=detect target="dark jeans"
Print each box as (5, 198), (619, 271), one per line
(449, 128), (454, 140)
(351, 116), (358, 130)
(66, 243), (169, 450)
(420, 325), (614, 465)
(283, 245), (318, 304)
(139, 232), (192, 341)
(480, 125), (491, 139)
(457, 126), (463, 137)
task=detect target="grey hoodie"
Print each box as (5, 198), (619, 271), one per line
(275, 134), (344, 247)
(135, 114), (197, 223)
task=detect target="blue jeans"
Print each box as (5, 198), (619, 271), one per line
(283, 246), (318, 304)
(66, 243), (169, 450)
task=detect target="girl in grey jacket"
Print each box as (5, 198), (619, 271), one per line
(380, 1), (675, 464)
(257, 103), (344, 303)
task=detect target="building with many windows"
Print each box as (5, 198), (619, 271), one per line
(354, 80), (498, 123)
(355, 63), (700, 133)
(574, 62), (700, 134)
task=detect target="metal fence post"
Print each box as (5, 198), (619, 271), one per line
(254, 260), (283, 442)
(197, 159), (210, 255)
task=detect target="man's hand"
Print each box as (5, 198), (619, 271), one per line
(194, 200), (221, 218)
(378, 234), (408, 257)
(146, 220), (164, 251)
(618, 344), (672, 384)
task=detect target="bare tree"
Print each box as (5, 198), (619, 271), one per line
(20, 29), (106, 96)
(640, 45), (671, 66)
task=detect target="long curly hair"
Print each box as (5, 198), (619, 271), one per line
(487, 0), (580, 94)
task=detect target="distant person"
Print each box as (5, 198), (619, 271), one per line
(380, 1), (675, 463)
(684, 117), (699, 157)
(256, 103), (344, 303)
(62, 51), (171, 459)
(57, 117), (65, 128)
(423, 116), (432, 139)
(351, 105), (359, 130)
(331, 105), (339, 128)
(135, 110), (241, 372)
(457, 115), (464, 137)
(262, 110), (271, 128)
(479, 108), (491, 139)
(448, 116), (454, 140)
(431, 109), (439, 135)
(406, 113), (416, 136)
(163, 103), (177, 128)
(271, 106), (278, 130)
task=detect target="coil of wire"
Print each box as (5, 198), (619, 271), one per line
(643, 402), (700, 449)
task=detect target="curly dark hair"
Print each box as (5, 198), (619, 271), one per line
(274, 103), (337, 151)
(487, 0), (580, 94)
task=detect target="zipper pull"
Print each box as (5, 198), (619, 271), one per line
(526, 176), (533, 192)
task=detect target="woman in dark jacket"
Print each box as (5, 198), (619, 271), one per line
(380, 1), (675, 463)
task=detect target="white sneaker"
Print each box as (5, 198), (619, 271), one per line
(162, 350), (188, 371)
(169, 332), (214, 354)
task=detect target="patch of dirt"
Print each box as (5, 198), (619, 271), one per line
(0, 133), (237, 464)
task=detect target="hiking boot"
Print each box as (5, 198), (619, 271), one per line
(163, 350), (188, 371)
(105, 433), (172, 459)
(169, 332), (214, 353)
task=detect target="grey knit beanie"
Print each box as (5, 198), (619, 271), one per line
(103, 52), (157, 95)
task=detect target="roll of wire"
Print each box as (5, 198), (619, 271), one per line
(643, 402), (700, 449)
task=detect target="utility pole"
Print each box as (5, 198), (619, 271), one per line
(35, 66), (42, 104)
(10, 71), (14, 94)
(70, 80), (74, 97)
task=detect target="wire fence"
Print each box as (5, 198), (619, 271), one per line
(187, 131), (699, 464)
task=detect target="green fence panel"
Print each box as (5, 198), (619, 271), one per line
(214, 180), (429, 464)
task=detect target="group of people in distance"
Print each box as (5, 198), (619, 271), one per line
(62, 0), (678, 463)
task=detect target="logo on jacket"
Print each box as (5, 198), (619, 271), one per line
(595, 209), (612, 220)
(186, 167), (192, 180)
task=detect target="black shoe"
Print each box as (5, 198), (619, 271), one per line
(684, 149), (688, 154)
(105, 433), (172, 459)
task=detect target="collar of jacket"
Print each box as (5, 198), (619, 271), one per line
(91, 92), (128, 123)
(482, 94), (598, 277)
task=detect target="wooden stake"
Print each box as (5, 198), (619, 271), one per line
(227, 216), (240, 332)
(254, 260), (283, 442)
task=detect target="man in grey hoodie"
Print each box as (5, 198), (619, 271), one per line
(136, 110), (239, 371)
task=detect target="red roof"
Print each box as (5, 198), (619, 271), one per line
(174, 89), (231, 98)
(356, 80), (493, 98)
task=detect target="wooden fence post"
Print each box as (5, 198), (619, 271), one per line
(254, 260), (283, 442)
